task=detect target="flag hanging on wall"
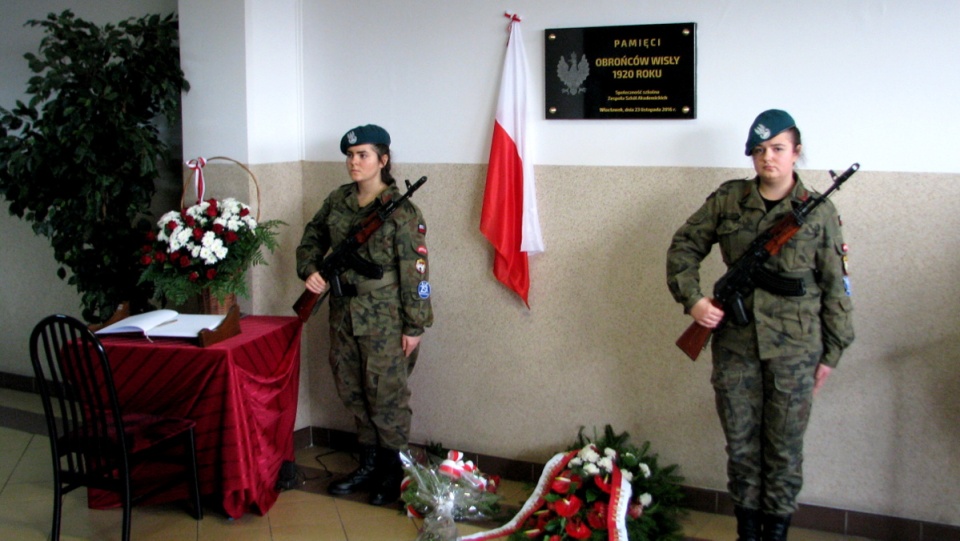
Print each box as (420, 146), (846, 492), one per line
(480, 12), (544, 307)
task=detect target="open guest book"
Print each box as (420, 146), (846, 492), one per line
(95, 306), (241, 347)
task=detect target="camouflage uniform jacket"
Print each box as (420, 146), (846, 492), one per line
(666, 174), (854, 367)
(296, 182), (433, 337)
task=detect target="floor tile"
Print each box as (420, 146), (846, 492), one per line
(0, 388), (891, 541)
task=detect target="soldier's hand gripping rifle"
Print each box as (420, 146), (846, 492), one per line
(293, 176), (428, 322)
(675, 163), (859, 361)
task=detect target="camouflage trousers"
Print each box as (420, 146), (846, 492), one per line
(328, 312), (418, 451)
(710, 344), (820, 515)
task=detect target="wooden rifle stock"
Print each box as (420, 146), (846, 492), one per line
(675, 298), (722, 361)
(293, 289), (322, 322)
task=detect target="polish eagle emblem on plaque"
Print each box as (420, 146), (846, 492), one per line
(557, 52), (589, 95)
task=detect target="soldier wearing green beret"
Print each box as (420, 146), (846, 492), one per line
(666, 110), (854, 541)
(296, 124), (433, 506)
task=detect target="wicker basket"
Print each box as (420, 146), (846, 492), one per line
(182, 156), (262, 315)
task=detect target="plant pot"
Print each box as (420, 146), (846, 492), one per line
(201, 290), (237, 315)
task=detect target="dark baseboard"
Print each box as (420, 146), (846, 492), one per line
(0, 372), (38, 393)
(294, 427), (960, 541)
(3, 372), (957, 541)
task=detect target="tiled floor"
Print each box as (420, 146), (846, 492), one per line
(0, 387), (870, 540)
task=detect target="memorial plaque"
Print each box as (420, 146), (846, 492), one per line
(545, 23), (696, 119)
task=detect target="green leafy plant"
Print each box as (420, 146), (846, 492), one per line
(507, 425), (686, 541)
(138, 197), (283, 306)
(0, 10), (189, 322)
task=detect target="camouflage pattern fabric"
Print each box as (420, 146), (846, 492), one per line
(330, 308), (417, 449)
(297, 182), (433, 337)
(666, 173), (854, 513)
(666, 174), (853, 367)
(297, 181), (432, 449)
(712, 345), (819, 514)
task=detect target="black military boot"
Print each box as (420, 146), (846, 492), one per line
(761, 513), (792, 541)
(734, 506), (762, 541)
(368, 448), (404, 506)
(328, 445), (378, 495)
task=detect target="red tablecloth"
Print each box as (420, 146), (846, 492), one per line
(93, 315), (302, 518)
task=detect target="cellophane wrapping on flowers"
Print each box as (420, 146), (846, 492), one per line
(400, 448), (501, 541)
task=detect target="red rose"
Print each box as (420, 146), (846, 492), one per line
(206, 199), (219, 217)
(206, 268), (217, 280)
(180, 255), (191, 267)
(225, 231), (238, 244)
(564, 517), (592, 540)
(193, 227), (203, 240)
(239, 207), (250, 217)
(146, 231), (157, 241)
(184, 215), (196, 227)
(140, 254), (152, 266)
(141, 244), (152, 253)
(628, 503), (644, 519)
(154, 252), (167, 263)
(213, 223), (224, 234)
(166, 220), (179, 231)
(188, 271), (199, 282)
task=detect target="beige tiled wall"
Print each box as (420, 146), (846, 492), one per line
(241, 160), (960, 527)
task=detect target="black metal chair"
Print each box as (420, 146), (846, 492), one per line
(29, 314), (203, 541)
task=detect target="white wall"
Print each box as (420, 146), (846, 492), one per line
(303, 0), (960, 173)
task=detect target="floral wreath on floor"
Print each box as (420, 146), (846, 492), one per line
(463, 425), (685, 541)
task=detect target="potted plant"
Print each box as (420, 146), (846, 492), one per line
(0, 10), (188, 322)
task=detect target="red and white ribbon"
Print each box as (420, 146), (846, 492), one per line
(186, 157), (207, 204)
(459, 450), (578, 541)
(606, 466), (632, 541)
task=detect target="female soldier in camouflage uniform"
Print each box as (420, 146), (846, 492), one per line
(666, 110), (854, 541)
(296, 124), (433, 506)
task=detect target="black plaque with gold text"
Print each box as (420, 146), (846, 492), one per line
(545, 23), (696, 119)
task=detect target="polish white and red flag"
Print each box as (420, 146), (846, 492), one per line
(480, 12), (544, 307)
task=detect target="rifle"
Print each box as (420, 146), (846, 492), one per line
(293, 176), (428, 322)
(675, 163), (859, 361)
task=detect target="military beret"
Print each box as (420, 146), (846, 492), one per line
(340, 124), (391, 154)
(745, 109), (796, 156)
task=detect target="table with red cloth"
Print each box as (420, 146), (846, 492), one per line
(92, 315), (302, 518)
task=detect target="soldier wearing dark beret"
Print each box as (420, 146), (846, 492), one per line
(296, 124), (433, 506)
(666, 110), (854, 541)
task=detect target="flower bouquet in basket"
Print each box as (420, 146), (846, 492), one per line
(138, 197), (283, 306)
(464, 425), (684, 541)
(400, 448), (503, 541)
